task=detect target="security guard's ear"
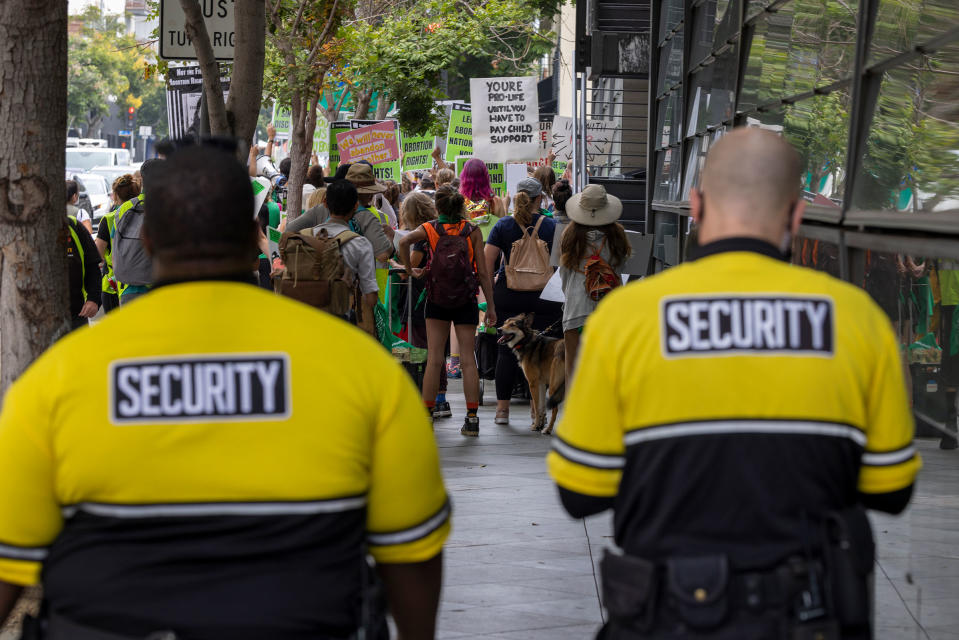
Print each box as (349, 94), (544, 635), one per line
(690, 188), (704, 226)
(789, 199), (806, 236)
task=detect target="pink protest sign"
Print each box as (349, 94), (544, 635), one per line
(335, 121), (400, 164)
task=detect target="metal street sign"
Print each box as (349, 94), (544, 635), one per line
(160, 0), (235, 61)
(118, 130), (133, 136)
(139, 126), (153, 137)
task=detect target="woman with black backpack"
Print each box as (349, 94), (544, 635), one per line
(398, 185), (497, 437)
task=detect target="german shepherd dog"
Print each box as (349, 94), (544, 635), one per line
(498, 313), (566, 434)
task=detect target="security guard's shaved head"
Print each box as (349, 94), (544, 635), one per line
(702, 128), (801, 220)
(694, 128), (804, 245)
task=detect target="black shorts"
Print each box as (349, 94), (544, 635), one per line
(424, 299), (479, 325)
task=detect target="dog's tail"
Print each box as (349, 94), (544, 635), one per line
(546, 382), (566, 410)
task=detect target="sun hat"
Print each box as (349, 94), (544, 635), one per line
(516, 177), (543, 198)
(565, 184), (623, 226)
(345, 163), (386, 194)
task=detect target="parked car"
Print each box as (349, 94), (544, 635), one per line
(65, 147), (132, 173)
(89, 165), (140, 189)
(73, 174), (112, 223)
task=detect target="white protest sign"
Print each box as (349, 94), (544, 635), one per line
(160, 0), (235, 61)
(271, 104), (293, 140)
(470, 76), (539, 163)
(550, 116), (616, 163)
(505, 163), (529, 208)
(251, 177), (271, 218)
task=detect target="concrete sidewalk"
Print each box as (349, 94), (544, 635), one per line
(435, 382), (959, 639)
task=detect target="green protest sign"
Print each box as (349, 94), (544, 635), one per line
(446, 104), (472, 162)
(328, 120), (351, 173)
(402, 131), (434, 171)
(271, 104), (292, 140)
(312, 111), (330, 160)
(372, 160), (403, 183)
(456, 157), (505, 196)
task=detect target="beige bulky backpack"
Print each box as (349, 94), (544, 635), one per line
(505, 216), (553, 291)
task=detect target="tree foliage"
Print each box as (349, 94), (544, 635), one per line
(67, 6), (167, 136)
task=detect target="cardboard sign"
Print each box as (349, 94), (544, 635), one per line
(271, 104), (293, 140)
(336, 121), (400, 164)
(505, 163), (529, 205)
(470, 76), (539, 163)
(267, 226), (282, 262)
(403, 131), (435, 171)
(445, 104), (473, 162)
(527, 115), (554, 169)
(327, 121), (352, 173)
(372, 161), (403, 183)
(456, 157), (505, 196)
(550, 116), (615, 163)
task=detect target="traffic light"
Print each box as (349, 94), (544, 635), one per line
(126, 106), (135, 128)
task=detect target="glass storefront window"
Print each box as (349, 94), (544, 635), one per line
(658, 29), (686, 96)
(854, 44), (959, 214)
(746, 0), (775, 20)
(654, 148), (683, 201)
(791, 235), (842, 278)
(661, 0), (686, 43)
(714, 0), (741, 49)
(656, 89), (684, 148)
(783, 92), (852, 205)
(870, 0), (959, 67)
(691, 1), (718, 67)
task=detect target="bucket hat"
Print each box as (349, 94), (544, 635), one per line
(566, 184), (623, 226)
(345, 163), (386, 194)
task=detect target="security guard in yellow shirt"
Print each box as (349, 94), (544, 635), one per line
(0, 145), (449, 640)
(549, 129), (920, 640)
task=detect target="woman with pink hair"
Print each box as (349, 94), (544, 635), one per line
(459, 158), (506, 240)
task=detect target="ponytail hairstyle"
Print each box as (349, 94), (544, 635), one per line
(513, 191), (537, 228)
(112, 173), (140, 204)
(560, 221), (632, 270)
(434, 184), (467, 221)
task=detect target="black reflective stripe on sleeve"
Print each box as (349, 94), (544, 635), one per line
(624, 419), (867, 448)
(552, 435), (625, 470)
(861, 445), (916, 467)
(0, 541), (48, 562)
(367, 498), (451, 548)
(61, 496), (368, 519)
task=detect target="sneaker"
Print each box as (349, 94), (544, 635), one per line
(461, 415), (480, 437)
(433, 401), (452, 419)
(494, 411), (509, 425)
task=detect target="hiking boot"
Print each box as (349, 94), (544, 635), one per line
(433, 402), (452, 419)
(461, 415), (480, 437)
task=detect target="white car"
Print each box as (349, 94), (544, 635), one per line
(72, 173), (112, 228)
(65, 147), (132, 173)
(89, 165), (140, 188)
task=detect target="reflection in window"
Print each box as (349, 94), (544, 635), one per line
(661, 0), (685, 43)
(746, 0), (774, 20)
(655, 149), (682, 201)
(791, 236), (842, 278)
(784, 92), (851, 204)
(656, 89), (683, 148)
(659, 30), (685, 95)
(855, 45), (959, 213)
(691, 1), (718, 67)
(714, 0), (741, 49)
(870, 0), (959, 67)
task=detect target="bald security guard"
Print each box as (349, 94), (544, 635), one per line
(0, 145), (449, 640)
(549, 128), (920, 640)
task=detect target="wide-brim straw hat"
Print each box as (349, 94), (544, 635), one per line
(566, 184), (623, 226)
(345, 163), (386, 194)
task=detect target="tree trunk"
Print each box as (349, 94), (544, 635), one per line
(286, 92), (308, 220)
(225, 0), (265, 147)
(0, 0), (70, 396)
(354, 89), (373, 120)
(179, 0), (229, 136)
(374, 93), (390, 120)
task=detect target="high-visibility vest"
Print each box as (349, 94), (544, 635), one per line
(101, 211), (117, 295)
(66, 216), (88, 302)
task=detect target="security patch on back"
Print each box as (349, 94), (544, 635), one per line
(661, 295), (834, 357)
(110, 354), (291, 424)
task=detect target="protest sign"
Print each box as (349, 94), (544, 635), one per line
(327, 121), (352, 173)
(267, 226), (282, 262)
(271, 104), (293, 140)
(470, 76), (539, 163)
(457, 157), (506, 196)
(527, 115), (554, 169)
(372, 160), (403, 183)
(312, 111), (330, 161)
(337, 121), (400, 164)
(505, 163), (529, 205)
(403, 131), (435, 171)
(550, 116), (615, 163)
(166, 66), (230, 140)
(445, 104), (473, 162)
(251, 177), (271, 218)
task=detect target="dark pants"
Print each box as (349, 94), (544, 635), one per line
(492, 276), (562, 401)
(101, 292), (120, 314)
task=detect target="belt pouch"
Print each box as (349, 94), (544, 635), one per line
(600, 550), (658, 632)
(822, 508), (873, 629)
(665, 555), (730, 630)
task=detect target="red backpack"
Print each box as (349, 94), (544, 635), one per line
(423, 221), (479, 308)
(583, 238), (620, 301)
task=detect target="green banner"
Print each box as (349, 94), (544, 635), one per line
(402, 131), (434, 171)
(456, 157), (505, 196)
(328, 121), (351, 173)
(445, 104), (472, 162)
(372, 160), (403, 183)
(271, 104), (292, 140)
